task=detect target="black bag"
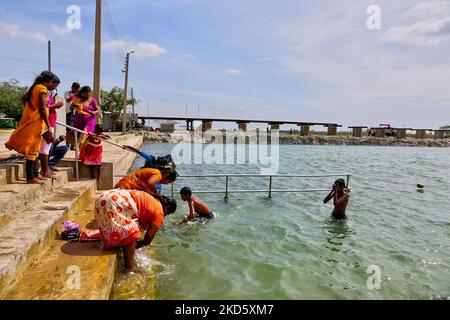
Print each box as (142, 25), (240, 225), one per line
(153, 154), (176, 170)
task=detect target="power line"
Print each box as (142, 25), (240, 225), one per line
(102, 0), (124, 63)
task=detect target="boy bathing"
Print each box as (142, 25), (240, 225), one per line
(323, 179), (349, 220)
(174, 187), (215, 225)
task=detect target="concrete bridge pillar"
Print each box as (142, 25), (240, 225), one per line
(327, 125), (338, 136)
(375, 128), (385, 138)
(300, 125), (310, 136)
(396, 129), (407, 139)
(352, 128), (363, 137)
(202, 121), (212, 132)
(415, 129), (426, 139)
(434, 130), (444, 139)
(237, 123), (248, 132)
(270, 124), (280, 131)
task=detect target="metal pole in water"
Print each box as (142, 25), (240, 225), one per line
(74, 132), (79, 181)
(171, 182), (174, 198)
(346, 175), (350, 188)
(269, 176), (273, 198)
(225, 175), (229, 201)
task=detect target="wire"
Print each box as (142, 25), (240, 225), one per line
(102, 0), (124, 63)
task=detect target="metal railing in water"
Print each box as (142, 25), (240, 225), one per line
(169, 173), (351, 200)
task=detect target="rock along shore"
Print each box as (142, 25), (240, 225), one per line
(134, 131), (449, 147)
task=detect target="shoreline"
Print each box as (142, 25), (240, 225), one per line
(134, 131), (450, 147)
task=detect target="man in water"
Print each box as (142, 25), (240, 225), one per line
(174, 187), (215, 225)
(323, 179), (349, 220)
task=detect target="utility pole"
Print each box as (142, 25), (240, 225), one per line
(48, 40), (52, 71)
(93, 0), (102, 119)
(122, 51), (135, 134)
(147, 101), (150, 128)
(130, 87), (135, 131)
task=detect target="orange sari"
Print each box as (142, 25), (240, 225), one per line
(5, 84), (49, 161)
(95, 189), (164, 248)
(114, 168), (163, 194)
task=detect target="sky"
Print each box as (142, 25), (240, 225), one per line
(0, 0), (449, 129)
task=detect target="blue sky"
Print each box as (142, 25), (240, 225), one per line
(1, 0), (449, 129)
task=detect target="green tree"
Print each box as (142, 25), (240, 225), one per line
(0, 79), (29, 121)
(440, 125), (450, 130)
(100, 87), (137, 131)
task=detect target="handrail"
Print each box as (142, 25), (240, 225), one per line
(115, 173), (352, 200)
(170, 173), (351, 200)
(55, 121), (133, 181)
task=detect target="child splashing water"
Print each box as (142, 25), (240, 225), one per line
(79, 125), (110, 181)
(174, 187), (217, 225)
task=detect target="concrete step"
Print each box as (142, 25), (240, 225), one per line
(0, 179), (96, 299)
(0, 169), (74, 226)
(0, 161), (25, 185)
(3, 193), (118, 300)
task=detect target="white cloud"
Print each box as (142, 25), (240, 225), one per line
(102, 40), (168, 59)
(0, 21), (47, 43)
(383, 1), (450, 46)
(51, 24), (72, 36)
(224, 68), (242, 75)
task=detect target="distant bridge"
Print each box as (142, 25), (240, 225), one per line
(138, 116), (342, 135)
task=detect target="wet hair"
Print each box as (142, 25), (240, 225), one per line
(335, 179), (346, 187)
(94, 125), (104, 134)
(161, 168), (178, 182)
(76, 86), (91, 98)
(180, 187), (192, 197)
(71, 82), (80, 90)
(22, 71), (60, 106)
(162, 196), (177, 214)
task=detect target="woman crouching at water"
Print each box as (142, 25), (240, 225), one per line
(95, 189), (177, 271)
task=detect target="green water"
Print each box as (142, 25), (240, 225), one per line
(111, 144), (450, 300)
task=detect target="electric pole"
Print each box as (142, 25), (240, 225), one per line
(93, 0), (102, 123)
(48, 40), (52, 71)
(122, 51), (135, 134)
(131, 87), (135, 131)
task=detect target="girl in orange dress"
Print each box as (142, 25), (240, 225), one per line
(95, 189), (177, 271)
(5, 71), (60, 184)
(79, 125), (110, 181)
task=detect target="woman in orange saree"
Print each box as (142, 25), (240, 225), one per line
(5, 71), (61, 184)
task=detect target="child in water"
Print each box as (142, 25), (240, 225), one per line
(174, 187), (215, 225)
(79, 125), (111, 181)
(323, 179), (349, 220)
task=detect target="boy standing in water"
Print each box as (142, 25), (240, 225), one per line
(323, 179), (349, 220)
(174, 187), (215, 225)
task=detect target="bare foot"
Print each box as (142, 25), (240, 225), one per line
(43, 173), (57, 179)
(36, 175), (47, 180)
(27, 178), (44, 185)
